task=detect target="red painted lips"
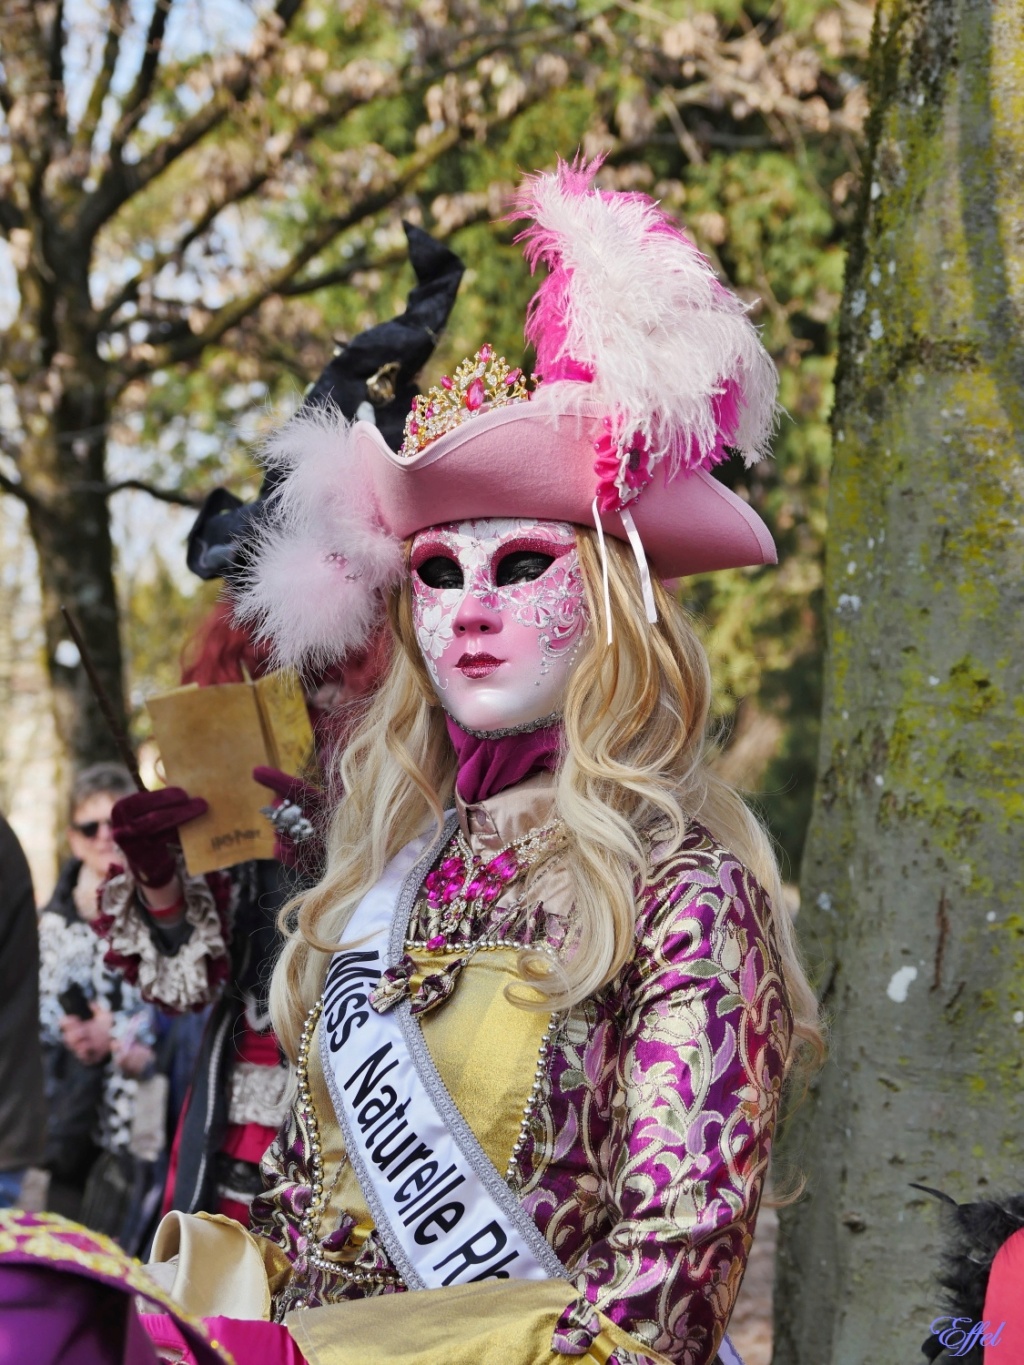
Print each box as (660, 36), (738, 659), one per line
(455, 652), (504, 678)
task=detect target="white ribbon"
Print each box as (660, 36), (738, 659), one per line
(319, 830), (563, 1291)
(619, 505), (658, 625)
(590, 495), (614, 646)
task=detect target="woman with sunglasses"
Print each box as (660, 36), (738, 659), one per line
(37, 762), (164, 1242)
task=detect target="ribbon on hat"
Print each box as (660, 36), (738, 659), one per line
(590, 498), (658, 644)
(591, 497), (614, 647)
(619, 505), (658, 627)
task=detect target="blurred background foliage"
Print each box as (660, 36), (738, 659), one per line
(3, 0), (873, 878)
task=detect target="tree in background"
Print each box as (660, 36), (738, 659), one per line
(774, 0), (1023, 1358)
(1, 0), (868, 873)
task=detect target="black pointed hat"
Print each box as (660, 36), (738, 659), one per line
(186, 223), (464, 583)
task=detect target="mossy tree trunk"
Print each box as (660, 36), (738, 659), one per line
(773, 2), (1024, 1361)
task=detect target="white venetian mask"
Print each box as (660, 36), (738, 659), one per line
(409, 517), (589, 734)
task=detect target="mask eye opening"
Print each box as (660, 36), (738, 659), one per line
(415, 555), (465, 590)
(494, 550), (556, 588)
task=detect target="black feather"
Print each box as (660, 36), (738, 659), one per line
(917, 1186), (1024, 1364)
(186, 224), (464, 584)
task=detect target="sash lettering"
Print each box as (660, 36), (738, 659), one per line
(318, 827), (565, 1290)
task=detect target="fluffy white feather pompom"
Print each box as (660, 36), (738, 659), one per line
(234, 406), (403, 670)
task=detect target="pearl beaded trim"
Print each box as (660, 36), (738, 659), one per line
(404, 935), (535, 951)
(296, 1000), (326, 1231)
(295, 999), (402, 1285)
(506, 1013), (559, 1182)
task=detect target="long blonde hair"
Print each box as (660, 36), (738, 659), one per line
(270, 528), (823, 1077)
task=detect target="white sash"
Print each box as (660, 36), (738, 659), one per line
(318, 820), (567, 1291)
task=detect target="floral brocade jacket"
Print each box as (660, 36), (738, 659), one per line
(250, 774), (791, 1365)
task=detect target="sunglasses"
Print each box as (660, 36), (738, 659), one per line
(71, 819), (114, 840)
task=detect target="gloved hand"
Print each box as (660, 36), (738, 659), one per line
(111, 787), (208, 888)
(253, 767), (322, 813)
(253, 766), (326, 876)
(60, 1004), (114, 1067)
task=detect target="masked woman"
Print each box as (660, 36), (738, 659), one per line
(145, 159), (820, 1365)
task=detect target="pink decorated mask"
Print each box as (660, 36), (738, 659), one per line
(410, 518), (588, 734)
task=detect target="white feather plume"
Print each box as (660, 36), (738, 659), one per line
(517, 161), (779, 475)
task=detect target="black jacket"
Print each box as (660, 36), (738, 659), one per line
(169, 858), (293, 1214)
(0, 815), (45, 1172)
(38, 858), (120, 1185)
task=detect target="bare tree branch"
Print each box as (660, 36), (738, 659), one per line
(47, 0), (67, 113)
(278, 202), (491, 298)
(78, 93), (233, 246)
(2, 0), (71, 199)
(95, 172), (270, 331)
(95, 84), (375, 329)
(86, 477), (203, 507)
(76, 0), (306, 245)
(115, 124), (464, 385)
(0, 469), (33, 513)
(0, 433), (35, 505)
(73, 0), (129, 158)
(656, 88), (705, 166)
(276, 247), (403, 300)
(77, 2), (572, 254)
(0, 200), (26, 235)
(106, 0), (174, 154)
(0, 424), (185, 518)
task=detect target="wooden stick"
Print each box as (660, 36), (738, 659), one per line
(60, 605), (145, 791)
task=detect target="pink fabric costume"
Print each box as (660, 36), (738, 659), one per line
(202, 156), (795, 1365)
(139, 1314), (304, 1365)
(251, 762), (791, 1364)
(0, 1211), (233, 1365)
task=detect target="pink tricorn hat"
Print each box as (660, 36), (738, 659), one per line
(238, 158), (779, 668)
(360, 388), (775, 573)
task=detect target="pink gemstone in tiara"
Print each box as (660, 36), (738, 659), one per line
(399, 345), (535, 458)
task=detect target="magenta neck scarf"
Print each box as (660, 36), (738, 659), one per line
(445, 717), (562, 804)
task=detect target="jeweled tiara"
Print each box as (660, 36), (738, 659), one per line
(399, 344), (534, 457)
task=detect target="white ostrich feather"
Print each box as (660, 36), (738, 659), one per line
(519, 165), (779, 473)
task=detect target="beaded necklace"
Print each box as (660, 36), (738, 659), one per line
(294, 1000), (401, 1287)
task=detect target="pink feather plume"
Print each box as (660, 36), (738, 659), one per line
(512, 155), (778, 489)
